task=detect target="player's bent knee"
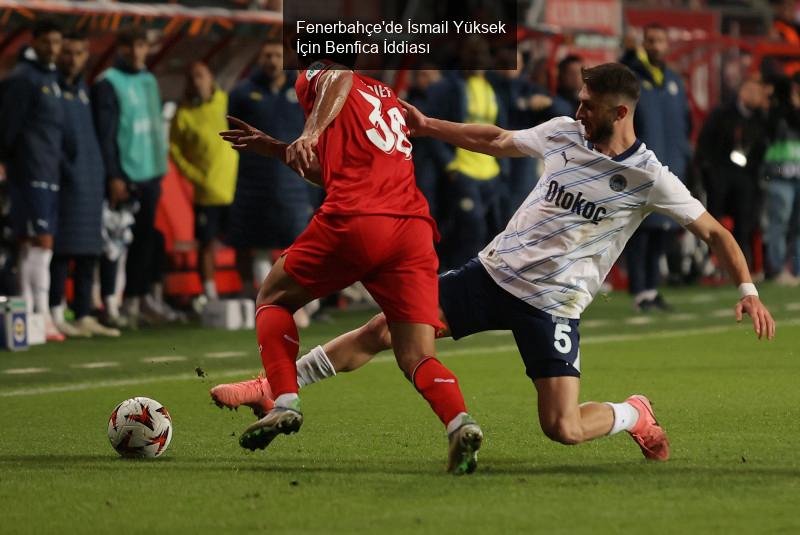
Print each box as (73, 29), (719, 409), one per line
(541, 418), (584, 445)
(364, 313), (391, 350)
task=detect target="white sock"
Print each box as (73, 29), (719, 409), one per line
(18, 246), (33, 313)
(634, 289), (658, 304)
(446, 412), (469, 435)
(203, 279), (218, 299)
(151, 282), (164, 303)
(274, 393), (299, 409)
(51, 304), (65, 325)
(606, 402), (640, 435)
(104, 294), (120, 318)
(124, 296), (140, 316)
(28, 247), (53, 320)
(252, 251), (272, 286)
(296, 345), (336, 388)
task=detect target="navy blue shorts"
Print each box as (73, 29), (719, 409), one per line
(8, 180), (59, 238)
(194, 205), (229, 246)
(439, 258), (581, 381)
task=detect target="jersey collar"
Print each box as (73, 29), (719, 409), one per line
(587, 139), (642, 162)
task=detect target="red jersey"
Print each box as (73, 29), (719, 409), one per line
(295, 62), (435, 228)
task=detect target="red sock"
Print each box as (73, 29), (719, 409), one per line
(411, 357), (468, 426)
(255, 305), (300, 397)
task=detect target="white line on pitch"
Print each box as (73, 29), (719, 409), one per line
(786, 303), (800, 311)
(711, 308), (732, 318)
(0, 368), (255, 397)
(204, 351), (248, 359)
(3, 367), (50, 375)
(625, 316), (654, 325)
(71, 362), (120, 369)
(3, 318), (798, 398)
(666, 313), (698, 322)
(141, 356), (187, 363)
(582, 319), (611, 328)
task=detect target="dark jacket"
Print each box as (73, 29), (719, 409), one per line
(54, 75), (105, 255)
(552, 87), (579, 119)
(695, 101), (766, 183)
(226, 70), (310, 248)
(622, 50), (692, 230)
(0, 48), (64, 185)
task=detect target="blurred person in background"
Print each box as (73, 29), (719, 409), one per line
(405, 66), (449, 220)
(50, 31), (120, 338)
(771, 0), (800, 46)
(763, 74), (800, 285)
(0, 19), (65, 341)
(170, 61), (238, 301)
(227, 40), (313, 325)
(551, 54), (584, 118)
(695, 77), (768, 270)
(93, 26), (170, 327)
(489, 50), (554, 220)
(621, 23), (692, 312)
(430, 36), (506, 270)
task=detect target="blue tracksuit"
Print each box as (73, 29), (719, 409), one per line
(0, 48), (64, 237)
(622, 50), (692, 231)
(227, 70), (311, 249)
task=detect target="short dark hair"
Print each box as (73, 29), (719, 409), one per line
(558, 54), (583, 74)
(581, 63), (640, 103)
(117, 26), (147, 47)
(32, 18), (62, 38)
(643, 22), (667, 34)
(63, 30), (88, 41)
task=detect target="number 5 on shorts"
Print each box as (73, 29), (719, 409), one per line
(553, 323), (572, 354)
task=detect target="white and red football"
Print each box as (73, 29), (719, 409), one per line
(107, 397), (173, 458)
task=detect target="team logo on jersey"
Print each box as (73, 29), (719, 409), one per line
(668, 80), (679, 96)
(305, 61), (326, 81)
(609, 174), (627, 192)
(545, 180), (607, 224)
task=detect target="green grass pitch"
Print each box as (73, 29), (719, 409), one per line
(1, 285), (798, 533)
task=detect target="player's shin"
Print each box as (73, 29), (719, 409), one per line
(411, 356), (468, 428)
(255, 304), (301, 407)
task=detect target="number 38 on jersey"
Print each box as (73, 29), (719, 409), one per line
(357, 89), (413, 159)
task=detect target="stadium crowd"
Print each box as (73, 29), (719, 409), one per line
(1, 12), (800, 342)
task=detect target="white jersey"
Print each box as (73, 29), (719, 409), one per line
(478, 117), (706, 319)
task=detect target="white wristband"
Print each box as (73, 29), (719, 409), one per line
(738, 283), (758, 299)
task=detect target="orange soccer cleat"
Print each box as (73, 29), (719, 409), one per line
(210, 374), (275, 418)
(626, 394), (670, 461)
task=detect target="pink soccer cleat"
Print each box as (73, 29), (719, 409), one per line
(210, 374), (275, 418)
(626, 394), (670, 461)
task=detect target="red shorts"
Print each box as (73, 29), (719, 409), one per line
(283, 214), (442, 329)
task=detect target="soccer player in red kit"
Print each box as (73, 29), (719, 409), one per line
(213, 58), (483, 474)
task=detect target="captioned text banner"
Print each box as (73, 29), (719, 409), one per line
(283, 0), (518, 70)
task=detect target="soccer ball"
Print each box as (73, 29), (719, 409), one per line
(107, 397), (173, 458)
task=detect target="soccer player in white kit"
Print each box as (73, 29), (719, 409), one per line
(213, 63), (775, 461)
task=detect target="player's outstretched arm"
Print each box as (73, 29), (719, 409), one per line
(399, 98), (526, 158)
(686, 212), (776, 340)
(287, 70), (353, 177)
(220, 116), (323, 187)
